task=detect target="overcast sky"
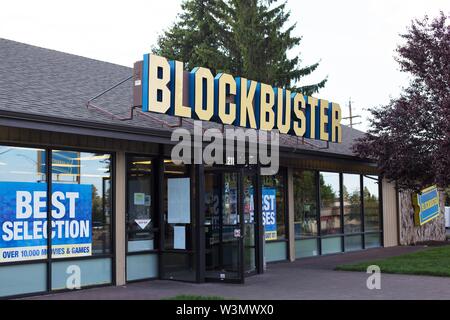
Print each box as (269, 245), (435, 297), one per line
(0, 0), (447, 131)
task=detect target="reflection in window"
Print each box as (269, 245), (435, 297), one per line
(51, 151), (112, 257)
(222, 172), (239, 225)
(204, 172), (220, 246)
(320, 172), (341, 235)
(261, 173), (285, 241)
(0, 146), (46, 183)
(293, 170), (317, 238)
(243, 175), (255, 225)
(126, 157), (155, 252)
(343, 174), (361, 233)
(243, 174), (256, 273)
(363, 176), (380, 232)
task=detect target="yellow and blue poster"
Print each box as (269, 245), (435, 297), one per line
(0, 181), (92, 263)
(413, 185), (440, 226)
(262, 188), (277, 241)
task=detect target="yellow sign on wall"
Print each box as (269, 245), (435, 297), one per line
(412, 185), (440, 226)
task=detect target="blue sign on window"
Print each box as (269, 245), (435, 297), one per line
(262, 187), (277, 241)
(0, 181), (92, 263)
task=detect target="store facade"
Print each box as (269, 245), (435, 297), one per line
(0, 38), (397, 298)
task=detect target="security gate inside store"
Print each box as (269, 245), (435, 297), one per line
(203, 166), (261, 283)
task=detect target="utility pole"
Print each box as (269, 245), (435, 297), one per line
(349, 98), (353, 127)
(342, 97), (362, 128)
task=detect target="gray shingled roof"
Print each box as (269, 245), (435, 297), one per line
(0, 38), (366, 157)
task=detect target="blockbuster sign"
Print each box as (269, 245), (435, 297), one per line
(136, 54), (342, 143)
(413, 185), (440, 226)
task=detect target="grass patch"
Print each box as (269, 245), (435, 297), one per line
(336, 245), (450, 277)
(164, 295), (226, 300)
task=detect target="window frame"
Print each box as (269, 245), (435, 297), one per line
(0, 142), (116, 297)
(125, 154), (159, 257)
(342, 173), (363, 235)
(292, 169), (319, 239)
(48, 147), (115, 262)
(260, 167), (289, 244)
(362, 174), (383, 248)
(292, 168), (384, 257)
(319, 170), (342, 237)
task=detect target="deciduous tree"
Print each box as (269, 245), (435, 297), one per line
(353, 12), (449, 190)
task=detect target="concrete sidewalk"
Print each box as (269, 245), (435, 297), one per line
(26, 245), (450, 300)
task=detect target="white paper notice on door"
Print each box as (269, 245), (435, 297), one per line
(174, 226), (186, 250)
(167, 178), (190, 224)
(134, 193), (145, 205)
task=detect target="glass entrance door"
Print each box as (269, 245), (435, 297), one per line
(160, 161), (196, 282)
(243, 173), (257, 275)
(204, 170), (244, 282)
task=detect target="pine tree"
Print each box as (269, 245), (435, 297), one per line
(153, 0), (229, 73)
(153, 0), (327, 95)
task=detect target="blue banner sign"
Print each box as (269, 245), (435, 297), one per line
(0, 181), (92, 263)
(413, 185), (440, 226)
(262, 188), (277, 241)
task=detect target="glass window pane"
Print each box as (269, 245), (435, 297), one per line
(365, 233), (381, 248)
(363, 176), (380, 232)
(243, 175), (255, 225)
(345, 235), (362, 251)
(261, 173), (285, 241)
(0, 263), (47, 297)
(222, 172), (239, 225)
(163, 162), (192, 250)
(126, 157), (155, 252)
(51, 151), (112, 258)
(205, 172), (220, 248)
(320, 172), (341, 235)
(293, 170), (318, 238)
(243, 174), (257, 273)
(265, 241), (287, 262)
(295, 238), (318, 258)
(51, 258), (111, 290)
(0, 146), (48, 263)
(160, 252), (196, 282)
(126, 253), (158, 281)
(244, 243), (256, 272)
(321, 236), (342, 255)
(0, 146), (46, 183)
(343, 174), (361, 233)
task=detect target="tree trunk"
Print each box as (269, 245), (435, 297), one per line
(399, 190), (446, 245)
